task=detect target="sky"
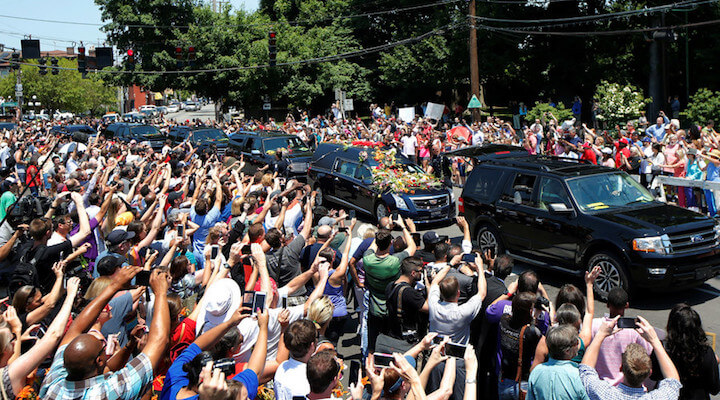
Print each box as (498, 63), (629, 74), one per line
(0, 0), (260, 52)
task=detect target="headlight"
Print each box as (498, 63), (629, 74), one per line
(392, 194), (409, 210)
(714, 223), (720, 239)
(632, 235), (670, 254)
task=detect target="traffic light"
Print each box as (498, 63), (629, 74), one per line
(268, 31), (277, 67)
(176, 46), (183, 68)
(77, 46), (86, 75)
(188, 46), (196, 67)
(51, 57), (59, 75)
(10, 52), (19, 71)
(95, 47), (114, 69)
(126, 49), (135, 69)
(38, 58), (47, 76)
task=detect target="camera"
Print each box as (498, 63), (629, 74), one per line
(535, 296), (550, 309)
(212, 358), (236, 376)
(7, 196), (51, 228)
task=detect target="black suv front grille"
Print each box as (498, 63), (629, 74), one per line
(411, 195), (449, 210)
(668, 226), (718, 254)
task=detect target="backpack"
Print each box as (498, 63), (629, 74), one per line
(9, 243), (44, 295)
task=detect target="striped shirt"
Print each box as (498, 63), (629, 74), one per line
(39, 344), (153, 400)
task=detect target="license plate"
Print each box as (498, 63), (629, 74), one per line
(695, 267), (710, 279)
(431, 210), (443, 218)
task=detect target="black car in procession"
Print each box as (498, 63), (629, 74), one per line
(228, 131), (313, 179)
(454, 145), (720, 298)
(108, 123), (165, 151)
(183, 128), (229, 156)
(308, 143), (456, 224)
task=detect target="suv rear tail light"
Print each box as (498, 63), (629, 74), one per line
(458, 197), (464, 214)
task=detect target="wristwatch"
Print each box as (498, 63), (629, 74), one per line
(465, 378), (477, 384)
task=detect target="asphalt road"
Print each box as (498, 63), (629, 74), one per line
(165, 103), (217, 123)
(333, 186), (720, 390)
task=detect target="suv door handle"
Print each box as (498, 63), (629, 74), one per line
(334, 177), (340, 181)
(534, 217), (545, 223)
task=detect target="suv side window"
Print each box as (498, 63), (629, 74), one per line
(466, 168), (503, 201)
(502, 173), (537, 207)
(355, 165), (372, 182)
(243, 138), (254, 152)
(334, 159), (358, 178)
(537, 177), (572, 210)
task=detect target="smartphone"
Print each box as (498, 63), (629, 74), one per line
(253, 292), (266, 314)
(432, 335), (445, 345)
(135, 270), (151, 286)
(445, 342), (467, 358)
(177, 224), (185, 236)
(349, 210), (356, 219)
(374, 353), (394, 368)
(106, 333), (118, 355)
(281, 297), (288, 309)
(391, 211), (399, 221)
(241, 292), (254, 315)
(617, 317), (638, 329)
(241, 245), (251, 255)
(338, 227), (348, 233)
(0, 300), (8, 313)
(211, 245), (219, 259)
(349, 360), (361, 384)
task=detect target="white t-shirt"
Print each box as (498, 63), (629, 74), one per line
(274, 358), (311, 400)
(47, 231), (67, 246)
(233, 304), (304, 362)
(401, 135), (418, 157)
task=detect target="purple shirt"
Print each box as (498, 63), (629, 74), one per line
(70, 217), (100, 267)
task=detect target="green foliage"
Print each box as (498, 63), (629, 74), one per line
(0, 59), (117, 115)
(682, 88), (720, 124)
(525, 102), (573, 124)
(593, 81), (651, 127)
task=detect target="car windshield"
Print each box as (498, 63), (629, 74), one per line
(131, 126), (161, 138)
(192, 129), (228, 142)
(262, 137), (309, 153)
(566, 172), (655, 212)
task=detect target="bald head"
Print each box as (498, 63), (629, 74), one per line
(378, 217), (393, 230)
(317, 225), (332, 241)
(64, 334), (105, 381)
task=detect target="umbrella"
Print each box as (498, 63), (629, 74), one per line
(59, 142), (87, 154)
(448, 126), (471, 144)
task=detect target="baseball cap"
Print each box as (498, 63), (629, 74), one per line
(167, 191), (183, 204)
(619, 138), (629, 145)
(422, 231), (448, 245)
(96, 255), (124, 276)
(106, 229), (136, 246)
(4, 177), (17, 185)
(601, 147), (613, 155)
(642, 137), (651, 143)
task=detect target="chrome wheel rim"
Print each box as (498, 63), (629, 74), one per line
(315, 187), (323, 206)
(594, 260), (621, 294)
(376, 203), (388, 220)
(479, 230), (498, 255)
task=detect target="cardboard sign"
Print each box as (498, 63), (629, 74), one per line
(398, 107), (415, 122)
(425, 102), (444, 121)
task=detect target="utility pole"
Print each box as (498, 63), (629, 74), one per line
(15, 66), (22, 122)
(469, 0), (480, 122)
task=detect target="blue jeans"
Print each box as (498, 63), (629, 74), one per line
(498, 379), (528, 400)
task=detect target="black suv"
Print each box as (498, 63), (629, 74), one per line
(168, 127), (229, 156)
(228, 131), (312, 179)
(105, 123), (165, 151)
(308, 143), (456, 225)
(456, 145), (720, 298)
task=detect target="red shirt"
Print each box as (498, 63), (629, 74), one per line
(581, 148), (597, 165)
(614, 148), (631, 170)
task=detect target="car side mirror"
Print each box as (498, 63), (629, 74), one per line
(549, 203), (573, 214)
(251, 149), (261, 155)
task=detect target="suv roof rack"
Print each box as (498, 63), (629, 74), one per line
(484, 154), (595, 173)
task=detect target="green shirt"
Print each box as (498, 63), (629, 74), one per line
(527, 358), (589, 400)
(362, 249), (409, 317)
(0, 191), (16, 221)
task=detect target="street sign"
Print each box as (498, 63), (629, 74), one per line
(343, 99), (354, 111)
(263, 103), (271, 110)
(15, 91), (22, 99)
(334, 88), (343, 101)
(15, 84), (22, 92)
(467, 94), (482, 109)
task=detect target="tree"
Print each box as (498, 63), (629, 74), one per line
(525, 101), (573, 124)
(0, 59), (117, 114)
(683, 88), (720, 125)
(594, 81), (651, 127)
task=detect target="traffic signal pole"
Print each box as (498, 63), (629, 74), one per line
(15, 66), (22, 122)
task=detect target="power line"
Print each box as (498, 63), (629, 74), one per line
(0, 0), (462, 30)
(3, 22), (459, 75)
(476, 17), (720, 35)
(469, 0), (715, 24)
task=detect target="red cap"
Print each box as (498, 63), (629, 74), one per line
(619, 138), (629, 145)
(582, 142), (591, 149)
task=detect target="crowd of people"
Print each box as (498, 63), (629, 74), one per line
(0, 103), (714, 400)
